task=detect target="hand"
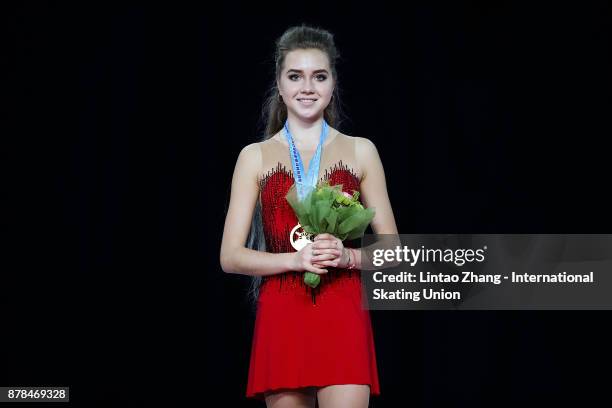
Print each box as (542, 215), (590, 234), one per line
(291, 243), (329, 275)
(311, 233), (347, 269)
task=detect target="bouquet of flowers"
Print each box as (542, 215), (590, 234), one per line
(285, 180), (376, 288)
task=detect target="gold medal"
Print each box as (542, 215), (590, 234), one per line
(290, 223), (314, 251)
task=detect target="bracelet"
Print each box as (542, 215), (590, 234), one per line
(345, 247), (357, 270)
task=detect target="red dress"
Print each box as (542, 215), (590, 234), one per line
(246, 135), (381, 400)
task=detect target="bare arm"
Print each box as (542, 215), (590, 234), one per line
(220, 143), (328, 276)
(357, 137), (398, 235)
(353, 137), (400, 269)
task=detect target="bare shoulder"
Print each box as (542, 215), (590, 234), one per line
(352, 136), (379, 160)
(261, 131), (283, 146)
(353, 135), (376, 149)
(349, 136), (382, 182)
(237, 142), (262, 163)
(234, 142), (262, 185)
(333, 132), (374, 147)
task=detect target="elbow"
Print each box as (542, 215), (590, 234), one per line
(220, 251), (235, 274)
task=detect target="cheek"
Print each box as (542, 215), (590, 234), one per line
(278, 79), (291, 91)
(322, 90), (334, 101)
(321, 84), (335, 97)
(281, 83), (300, 95)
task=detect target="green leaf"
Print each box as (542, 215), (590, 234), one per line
(325, 210), (337, 233)
(338, 208), (376, 236)
(304, 272), (320, 288)
(314, 201), (331, 229)
(286, 182), (374, 245)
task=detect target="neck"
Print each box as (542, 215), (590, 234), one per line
(285, 115), (325, 147)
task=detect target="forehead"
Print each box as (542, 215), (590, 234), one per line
(283, 48), (330, 72)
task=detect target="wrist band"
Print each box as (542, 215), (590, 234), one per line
(346, 247), (357, 270)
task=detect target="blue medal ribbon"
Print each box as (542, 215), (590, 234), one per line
(283, 119), (329, 201)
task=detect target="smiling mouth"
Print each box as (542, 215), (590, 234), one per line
(297, 99), (317, 105)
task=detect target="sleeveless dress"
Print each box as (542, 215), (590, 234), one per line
(246, 133), (381, 400)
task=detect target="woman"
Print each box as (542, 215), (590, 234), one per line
(220, 24), (398, 407)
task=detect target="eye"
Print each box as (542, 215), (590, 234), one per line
(316, 74), (328, 81)
(288, 74), (300, 81)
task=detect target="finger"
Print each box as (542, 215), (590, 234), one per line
(312, 251), (341, 260)
(310, 254), (341, 262)
(312, 248), (342, 256)
(312, 242), (338, 250)
(307, 264), (328, 274)
(314, 233), (334, 241)
(312, 253), (337, 262)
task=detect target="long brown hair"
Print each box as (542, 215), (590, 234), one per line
(246, 24), (347, 312)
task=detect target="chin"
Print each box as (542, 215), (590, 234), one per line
(299, 113), (324, 122)
(290, 108), (326, 121)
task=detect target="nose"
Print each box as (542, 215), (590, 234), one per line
(301, 78), (315, 94)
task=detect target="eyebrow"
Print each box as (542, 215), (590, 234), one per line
(286, 69), (329, 74)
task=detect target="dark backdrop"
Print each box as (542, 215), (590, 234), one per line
(6, 1), (612, 406)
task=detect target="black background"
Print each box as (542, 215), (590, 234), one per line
(6, 1), (612, 406)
